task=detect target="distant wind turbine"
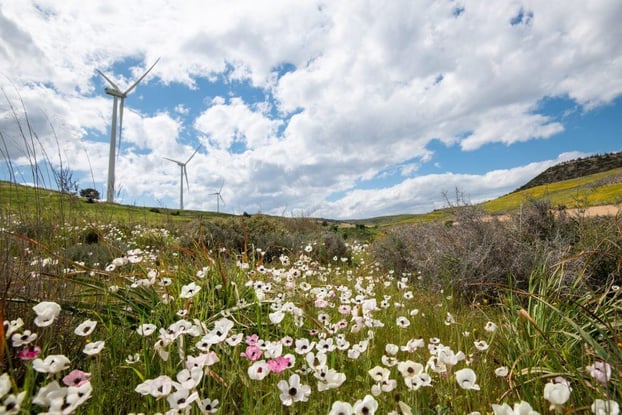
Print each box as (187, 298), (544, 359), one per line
(210, 181), (225, 213)
(97, 58), (160, 203)
(164, 146), (201, 210)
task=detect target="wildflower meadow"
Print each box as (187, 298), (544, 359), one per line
(1, 191), (621, 414)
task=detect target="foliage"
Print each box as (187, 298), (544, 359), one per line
(370, 198), (621, 302)
(79, 188), (100, 202)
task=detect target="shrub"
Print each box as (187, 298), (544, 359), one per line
(180, 215), (351, 265)
(370, 199), (620, 302)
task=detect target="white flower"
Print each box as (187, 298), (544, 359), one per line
(11, 330), (37, 347)
(368, 366), (390, 382)
(0, 391), (26, 414)
(474, 340), (489, 351)
(543, 382), (571, 410)
(65, 381), (93, 411)
(32, 355), (71, 374)
(198, 397), (220, 414)
(329, 401), (354, 415)
(401, 337), (425, 352)
(135, 375), (174, 397)
(247, 360), (271, 380)
(353, 394), (378, 415)
(32, 380), (64, 407)
(455, 368), (480, 390)
(202, 323), (232, 345)
(370, 377), (397, 396)
(277, 374), (311, 406)
(591, 399), (619, 415)
(3, 318), (24, 337)
(0, 373), (11, 398)
(485, 321), (498, 332)
(495, 366), (509, 377)
(294, 338), (315, 355)
(167, 388), (199, 411)
(397, 360), (424, 379)
(137, 323), (157, 336)
(74, 320), (97, 336)
(125, 353), (140, 364)
(179, 282), (201, 298)
(437, 346), (465, 367)
(385, 343), (399, 355)
(269, 310), (285, 324)
(176, 367), (203, 390)
(316, 367), (346, 391)
(32, 301), (61, 327)
(396, 316), (410, 328)
(83, 340), (105, 356)
(492, 401), (539, 415)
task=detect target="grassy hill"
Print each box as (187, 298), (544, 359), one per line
(515, 151), (622, 192)
(353, 165), (622, 228)
(0, 180), (231, 225)
(2, 151), (621, 230)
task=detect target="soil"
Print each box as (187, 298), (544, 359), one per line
(564, 204), (620, 217)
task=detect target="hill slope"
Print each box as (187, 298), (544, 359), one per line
(515, 151), (622, 192)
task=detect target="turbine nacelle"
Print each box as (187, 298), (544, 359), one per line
(104, 87), (126, 98)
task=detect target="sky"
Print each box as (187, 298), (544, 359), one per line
(0, 1), (621, 220)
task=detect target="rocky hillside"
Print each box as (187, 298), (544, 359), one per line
(514, 151), (622, 192)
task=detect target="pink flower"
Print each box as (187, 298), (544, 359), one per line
(245, 334), (259, 346)
(587, 361), (612, 385)
(63, 369), (91, 387)
(267, 356), (291, 373)
(338, 305), (352, 315)
(19, 345), (41, 360)
(240, 345), (263, 361)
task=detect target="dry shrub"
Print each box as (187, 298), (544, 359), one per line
(371, 200), (621, 302)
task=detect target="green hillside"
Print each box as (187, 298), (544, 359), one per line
(2, 153), (621, 230)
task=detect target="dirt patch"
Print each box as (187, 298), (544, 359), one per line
(564, 204), (620, 217)
(482, 204), (621, 222)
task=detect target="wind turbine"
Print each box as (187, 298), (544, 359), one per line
(97, 58), (160, 203)
(210, 181), (225, 213)
(163, 146), (200, 210)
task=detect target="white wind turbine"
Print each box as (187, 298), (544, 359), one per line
(163, 146), (201, 210)
(97, 58), (160, 203)
(210, 181), (225, 213)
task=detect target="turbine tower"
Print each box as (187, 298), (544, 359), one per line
(97, 58), (160, 203)
(210, 181), (225, 213)
(163, 146), (200, 210)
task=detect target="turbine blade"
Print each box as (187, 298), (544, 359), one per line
(186, 145), (200, 163)
(163, 157), (182, 164)
(218, 180), (224, 193)
(96, 69), (121, 91)
(184, 165), (190, 191)
(124, 57), (161, 95)
(219, 194), (225, 205)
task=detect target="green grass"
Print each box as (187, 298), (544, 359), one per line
(4, 165), (621, 231)
(0, 180), (230, 226)
(482, 167), (622, 214)
(355, 168), (622, 228)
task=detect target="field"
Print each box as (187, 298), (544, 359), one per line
(1, 180), (621, 414)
